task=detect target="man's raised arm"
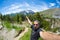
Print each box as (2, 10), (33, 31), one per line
(26, 16), (32, 25)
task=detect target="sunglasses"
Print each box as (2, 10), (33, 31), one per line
(34, 24), (39, 26)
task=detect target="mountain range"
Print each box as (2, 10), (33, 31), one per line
(5, 8), (60, 18)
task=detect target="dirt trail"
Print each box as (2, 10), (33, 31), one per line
(14, 27), (28, 40)
(40, 31), (60, 40)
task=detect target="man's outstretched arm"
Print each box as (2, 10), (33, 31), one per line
(26, 16), (32, 25)
(39, 30), (60, 40)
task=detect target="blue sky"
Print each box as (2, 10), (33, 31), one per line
(0, 0), (60, 15)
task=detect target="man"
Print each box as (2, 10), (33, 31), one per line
(26, 16), (43, 40)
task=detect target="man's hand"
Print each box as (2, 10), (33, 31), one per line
(41, 29), (46, 32)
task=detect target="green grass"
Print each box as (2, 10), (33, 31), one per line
(12, 25), (25, 32)
(0, 36), (4, 40)
(4, 21), (12, 31)
(20, 28), (31, 40)
(3, 21), (24, 31)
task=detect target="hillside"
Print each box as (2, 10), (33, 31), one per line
(38, 8), (60, 18)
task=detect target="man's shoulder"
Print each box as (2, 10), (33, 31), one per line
(38, 28), (43, 32)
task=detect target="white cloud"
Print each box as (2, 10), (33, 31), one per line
(2, 3), (30, 14)
(56, 0), (60, 8)
(24, 2), (30, 7)
(49, 3), (56, 7)
(31, 2), (49, 12)
(56, 0), (60, 5)
(5, 3), (30, 11)
(2, 2), (49, 14)
(5, 9), (24, 14)
(32, 6), (49, 12)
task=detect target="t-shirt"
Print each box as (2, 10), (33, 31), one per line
(30, 25), (42, 40)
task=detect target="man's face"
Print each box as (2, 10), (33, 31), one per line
(34, 21), (39, 29)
